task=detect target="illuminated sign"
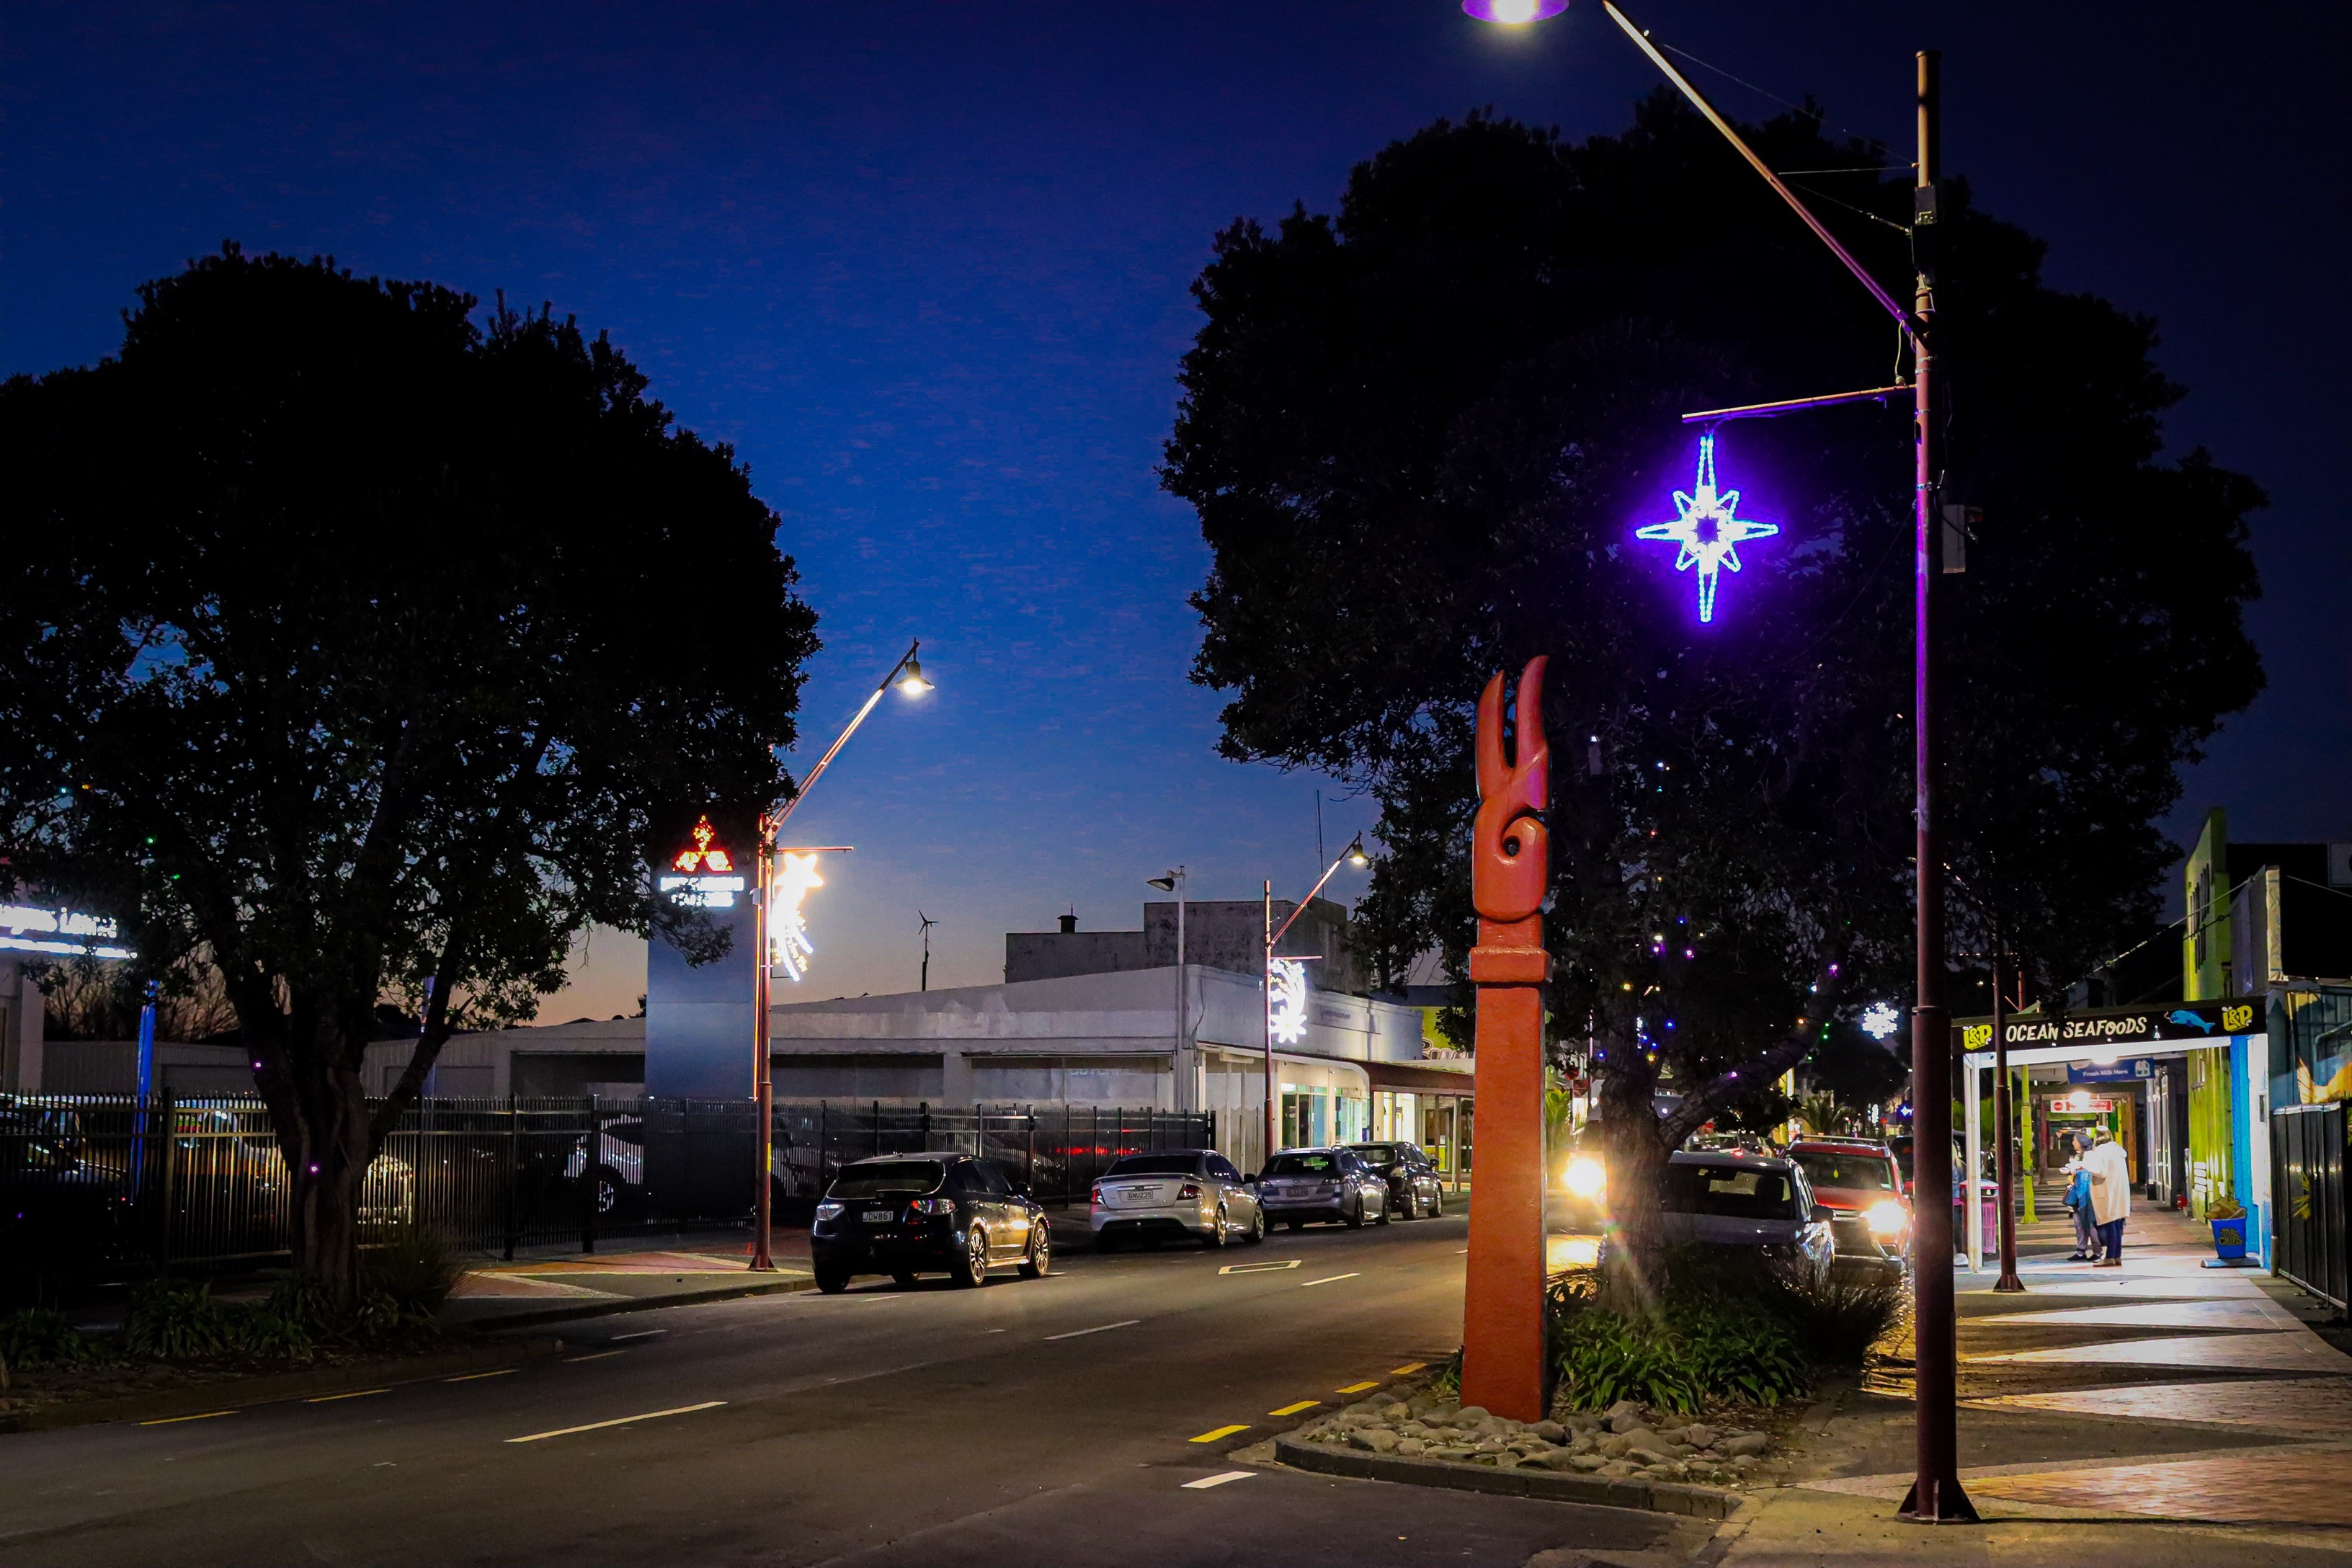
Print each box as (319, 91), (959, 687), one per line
(1268, 958), (1309, 1046)
(659, 816), (746, 908)
(0, 904), (134, 960)
(1954, 999), (2263, 1055)
(768, 852), (824, 984)
(1859, 1002), (1902, 1041)
(1636, 432), (1779, 623)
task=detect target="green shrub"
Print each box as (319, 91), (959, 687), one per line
(222, 1302), (312, 1356)
(122, 1280), (233, 1359)
(1770, 1268), (1906, 1366)
(363, 1219), (460, 1326)
(264, 1272), (334, 1333)
(1, 1307), (100, 1368)
(1554, 1309), (1712, 1415)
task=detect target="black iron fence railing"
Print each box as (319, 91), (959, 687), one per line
(0, 1093), (1213, 1297)
(2271, 1100), (2347, 1309)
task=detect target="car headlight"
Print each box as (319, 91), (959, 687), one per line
(1866, 1199), (1907, 1239)
(815, 1200), (843, 1221)
(1564, 1155), (1607, 1201)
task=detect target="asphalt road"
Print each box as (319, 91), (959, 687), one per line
(0, 1212), (1684, 1567)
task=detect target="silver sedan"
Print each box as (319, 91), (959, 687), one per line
(1090, 1149), (1266, 1249)
(1255, 1146), (1391, 1231)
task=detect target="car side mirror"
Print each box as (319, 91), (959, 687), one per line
(1810, 1204), (1835, 1223)
(1243, 1173), (1259, 1185)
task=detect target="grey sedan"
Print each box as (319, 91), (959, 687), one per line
(1255, 1146), (1391, 1231)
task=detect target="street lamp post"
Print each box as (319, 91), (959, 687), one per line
(1464, 0), (1970, 1521)
(748, 641), (932, 1273)
(1260, 838), (1369, 1168)
(1147, 868), (1189, 1108)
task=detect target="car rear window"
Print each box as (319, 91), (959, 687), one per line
(1347, 1144), (1400, 1167)
(1104, 1154), (1200, 1177)
(1792, 1152), (1895, 1193)
(1264, 1152), (1338, 1177)
(827, 1160), (945, 1199)
(1662, 1164), (1797, 1220)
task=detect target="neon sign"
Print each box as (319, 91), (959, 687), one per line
(1635, 433), (1779, 623)
(769, 852), (824, 984)
(1268, 958), (1309, 1046)
(657, 816), (747, 908)
(0, 904), (134, 960)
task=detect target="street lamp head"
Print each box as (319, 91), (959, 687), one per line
(1147, 875), (1176, 892)
(896, 651), (933, 696)
(1345, 835), (1370, 870)
(1463, 0), (1567, 23)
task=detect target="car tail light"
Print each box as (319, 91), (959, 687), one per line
(1177, 1183), (1201, 1200)
(1090, 1182), (1105, 1208)
(909, 1198), (955, 1216)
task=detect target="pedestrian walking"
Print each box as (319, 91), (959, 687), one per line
(2085, 1127), (2132, 1267)
(2062, 1132), (2096, 1260)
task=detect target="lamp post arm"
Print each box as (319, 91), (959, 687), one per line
(768, 641), (921, 839)
(1598, 0), (1916, 335)
(1269, 837), (1366, 952)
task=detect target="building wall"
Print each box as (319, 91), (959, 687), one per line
(1006, 899), (1363, 993)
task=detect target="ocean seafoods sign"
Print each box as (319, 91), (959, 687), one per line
(1954, 1000), (2260, 1054)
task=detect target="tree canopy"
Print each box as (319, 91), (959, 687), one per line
(1, 244), (819, 1291)
(1162, 98), (2263, 1157)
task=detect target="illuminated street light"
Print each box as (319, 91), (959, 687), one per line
(1261, 834), (1369, 1163)
(1461, 0), (1567, 22)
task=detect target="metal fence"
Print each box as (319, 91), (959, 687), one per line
(0, 1092), (1212, 1296)
(2271, 1100), (2347, 1309)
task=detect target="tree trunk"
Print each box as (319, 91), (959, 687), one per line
(277, 1054), (375, 1305)
(1596, 1057), (1672, 1300)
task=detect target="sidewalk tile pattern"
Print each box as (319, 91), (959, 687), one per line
(1968, 1331), (2352, 1373)
(1968, 1376), (2352, 1436)
(1971, 1449), (2352, 1525)
(1973, 1298), (2288, 1331)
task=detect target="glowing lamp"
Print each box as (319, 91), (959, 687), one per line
(1563, 1154), (1607, 1200)
(1636, 432), (1779, 623)
(1463, 0), (1568, 22)
(2067, 1088), (2093, 1111)
(1866, 1199), (1908, 1239)
(896, 652), (933, 695)
(768, 852), (825, 984)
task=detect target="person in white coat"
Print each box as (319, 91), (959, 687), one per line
(2085, 1127), (2133, 1267)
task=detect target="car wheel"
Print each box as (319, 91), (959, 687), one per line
(1245, 1207), (1268, 1244)
(1400, 1190), (1419, 1221)
(890, 1270), (918, 1289)
(1019, 1225), (1051, 1279)
(814, 1263), (851, 1295)
(1343, 1198), (1364, 1230)
(1375, 1193), (1391, 1226)
(1205, 1205), (1229, 1248)
(951, 1226), (989, 1288)
(1430, 1189), (1443, 1217)
(594, 1164), (627, 1216)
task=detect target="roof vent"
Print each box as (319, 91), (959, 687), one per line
(1059, 912), (1078, 935)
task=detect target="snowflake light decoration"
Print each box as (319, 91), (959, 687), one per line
(1859, 1002), (1903, 1041)
(1267, 958), (1310, 1046)
(1635, 433), (1779, 623)
(769, 852), (824, 984)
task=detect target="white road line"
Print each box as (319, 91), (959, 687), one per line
(1043, 1319), (1142, 1342)
(505, 1401), (726, 1444)
(1182, 1471), (1258, 1490)
(1218, 1259), (1303, 1275)
(609, 1329), (667, 1342)
(564, 1350), (625, 1363)
(1301, 1273), (1360, 1288)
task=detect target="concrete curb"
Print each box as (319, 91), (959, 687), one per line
(443, 1272), (819, 1331)
(0, 1334), (567, 1436)
(1273, 1433), (1746, 1522)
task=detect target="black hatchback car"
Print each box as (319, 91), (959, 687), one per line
(811, 1152), (1050, 1292)
(1345, 1141), (1446, 1220)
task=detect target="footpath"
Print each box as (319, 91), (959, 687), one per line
(1713, 1202), (2352, 1566)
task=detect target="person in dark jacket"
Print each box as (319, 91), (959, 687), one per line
(2062, 1131), (2096, 1261)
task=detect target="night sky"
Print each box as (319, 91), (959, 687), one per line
(9, 2), (2342, 1016)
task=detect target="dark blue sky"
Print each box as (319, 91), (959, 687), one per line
(9, 2), (2342, 1012)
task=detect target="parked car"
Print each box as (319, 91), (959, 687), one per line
(0, 1100), (124, 1267)
(561, 1115), (646, 1219)
(1254, 1146), (1390, 1231)
(1644, 1149), (1835, 1281)
(1786, 1138), (1910, 1274)
(810, 1152), (1048, 1291)
(1345, 1141), (1446, 1219)
(1090, 1149), (1265, 1249)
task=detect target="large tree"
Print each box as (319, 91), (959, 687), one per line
(1162, 99), (2262, 1224)
(1, 246), (819, 1297)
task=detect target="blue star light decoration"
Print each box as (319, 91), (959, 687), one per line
(1636, 433), (1779, 623)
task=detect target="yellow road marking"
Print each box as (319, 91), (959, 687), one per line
(507, 1400), (726, 1443)
(1268, 1399), (1321, 1416)
(447, 1368), (518, 1383)
(1189, 1424), (1250, 1443)
(1391, 1362), (1426, 1375)
(565, 1350), (625, 1363)
(1335, 1381), (1379, 1394)
(307, 1389), (387, 1402)
(140, 1409), (235, 1426)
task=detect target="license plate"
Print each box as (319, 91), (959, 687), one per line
(863, 1209), (894, 1223)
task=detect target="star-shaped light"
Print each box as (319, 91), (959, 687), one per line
(1636, 433), (1779, 623)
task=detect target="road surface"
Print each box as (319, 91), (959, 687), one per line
(0, 1212), (1683, 1567)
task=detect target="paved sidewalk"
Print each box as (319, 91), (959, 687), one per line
(1719, 1203), (2352, 1563)
(442, 1232), (816, 1328)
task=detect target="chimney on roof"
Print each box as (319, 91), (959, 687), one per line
(1059, 912), (1078, 935)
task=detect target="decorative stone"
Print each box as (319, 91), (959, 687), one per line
(1350, 1428), (1400, 1454)
(1570, 1453), (1608, 1472)
(1396, 1438), (1425, 1456)
(1683, 1423), (1717, 1449)
(1531, 1420), (1566, 1443)
(1722, 1433), (1769, 1458)
(1455, 1405), (1490, 1424)
(1599, 1458), (1639, 1478)
(1602, 1399), (1642, 1427)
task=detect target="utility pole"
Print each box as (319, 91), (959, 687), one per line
(1262, 879), (1275, 1168)
(918, 911), (937, 992)
(1992, 932), (2023, 1292)
(1900, 48), (1974, 1524)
